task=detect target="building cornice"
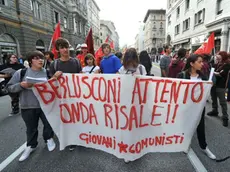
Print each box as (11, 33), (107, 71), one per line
(92, 0), (100, 11)
(143, 9), (166, 23)
(205, 16), (230, 28)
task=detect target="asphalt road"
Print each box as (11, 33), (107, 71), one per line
(0, 64), (230, 172)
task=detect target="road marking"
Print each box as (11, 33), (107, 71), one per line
(0, 142), (26, 171)
(187, 148), (207, 172)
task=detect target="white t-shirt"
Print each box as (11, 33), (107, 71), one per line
(190, 75), (202, 81)
(82, 65), (100, 74)
(119, 64), (147, 75)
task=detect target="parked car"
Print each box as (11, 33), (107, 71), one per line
(0, 78), (8, 96)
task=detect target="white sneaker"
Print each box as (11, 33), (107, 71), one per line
(47, 138), (56, 151)
(19, 146), (36, 162)
(124, 159), (130, 163)
(202, 147), (216, 160)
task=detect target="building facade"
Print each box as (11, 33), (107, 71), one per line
(135, 24), (145, 53)
(166, 0), (230, 52)
(143, 9), (166, 54)
(87, 0), (100, 50)
(100, 22), (112, 45)
(0, 0), (88, 64)
(100, 20), (119, 51)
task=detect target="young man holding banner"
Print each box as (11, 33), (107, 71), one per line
(49, 38), (82, 151)
(7, 51), (56, 162)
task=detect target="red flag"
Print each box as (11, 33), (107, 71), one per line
(51, 22), (61, 59)
(85, 28), (95, 55)
(194, 32), (215, 54)
(110, 41), (114, 49)
(205, 32), (215, 54)
(105, 36), (109, 43)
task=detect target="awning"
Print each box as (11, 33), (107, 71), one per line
(173, 39), (190, 45)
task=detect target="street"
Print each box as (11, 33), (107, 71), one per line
(0, 65), (230, 172)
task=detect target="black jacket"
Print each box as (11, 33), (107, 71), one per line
(215, 63), (230, 88)
(177, 70), (208, 81)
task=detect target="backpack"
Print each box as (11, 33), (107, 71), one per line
(20, 68), (50, 82)
(53, 58), (81, 73)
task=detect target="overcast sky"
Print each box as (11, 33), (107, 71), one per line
(95, 0), (167, 47)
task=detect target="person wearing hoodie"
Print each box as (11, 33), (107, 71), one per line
(0, 54), (25, 116)
(168, 48), (186, 78)
(100, 43), (122, 74)
(6, 51), (56, 162)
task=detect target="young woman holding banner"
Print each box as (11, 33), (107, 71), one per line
(118, 48), (147, 75)
(177, 54), (216, 160)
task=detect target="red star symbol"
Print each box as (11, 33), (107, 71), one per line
(118, 141), (128, 153)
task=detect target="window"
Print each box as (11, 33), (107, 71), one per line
(79, 21), (82, 33)
(216, 0), (223, 15)
(54, 11), (59, 23)
(100, 32), (102, 36)
(160, 22), (163, 29)
(73, 17), (78, 33)
(194, 9), (205, 25)
(36, 2), (42, 19)
(177, 7), (180, 18)
(160, 30), (163, 35)
(185, 0), (190, 10)
(175, 24), (180, 35)
(183, 18), (190, 31)
(153, 22), (156, 30)
(161, 15), (163, 20)
(30, 0), (42, 19)
(168, 15), (171, 25)
(0, 0), (7, 5)
(64, 17), (67, 29)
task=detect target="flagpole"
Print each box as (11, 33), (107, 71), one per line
(48, 37), (53, 51)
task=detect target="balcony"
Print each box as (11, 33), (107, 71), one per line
(67, 0), (87, 20)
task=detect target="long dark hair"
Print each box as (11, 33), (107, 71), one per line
(139, 50), (152, 74)
(6, 54), (18, 64)
(123, 48), (139, 69)
(183, 54), (203, 75)
(177, 48), (186, 59)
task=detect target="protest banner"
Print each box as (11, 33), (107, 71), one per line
(32, 74), (212, 161)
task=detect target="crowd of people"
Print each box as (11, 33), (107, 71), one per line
(0, 37), (229, 163)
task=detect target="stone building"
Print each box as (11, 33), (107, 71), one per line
(0, 0), (88, 63)
(166, 0), (230, 52)
(143, 9), (166, 54)
(87, 0), (100, 50)
(100, 20), (119, 51)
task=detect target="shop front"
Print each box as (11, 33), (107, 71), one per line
(0, 33), (18, 64)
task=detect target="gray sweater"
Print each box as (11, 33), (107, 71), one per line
(7, 68), (48, 109)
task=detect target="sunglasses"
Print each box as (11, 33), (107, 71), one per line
(11, 56), (17, 58)
(33, 56), (44, 60)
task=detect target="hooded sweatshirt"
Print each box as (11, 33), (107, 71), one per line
(168, 58), (185, 78)
(7, 68), (48, 109)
